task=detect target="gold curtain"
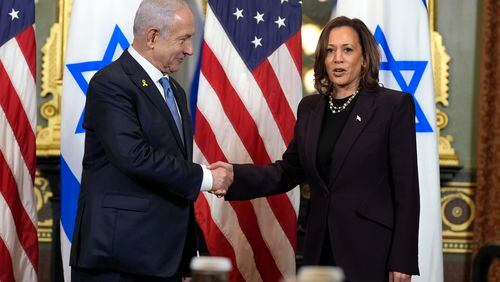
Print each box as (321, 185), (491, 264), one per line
(473, 0), (500, 279)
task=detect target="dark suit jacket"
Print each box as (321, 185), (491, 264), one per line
(225, 86), (420, 281)
(70, 50), (202, 278)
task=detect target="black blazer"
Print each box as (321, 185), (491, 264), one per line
(225, 86), (420, 281)
(70, 50), (202, 277)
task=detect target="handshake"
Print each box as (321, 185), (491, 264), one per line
(208, 162), (234, 198)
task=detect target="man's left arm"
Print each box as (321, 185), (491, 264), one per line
(87, 75), (203, 201)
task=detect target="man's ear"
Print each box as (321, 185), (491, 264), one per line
(146, 28), (159, 49)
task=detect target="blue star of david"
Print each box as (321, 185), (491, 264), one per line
(66, 25), (130, 134)
(374, 25), (433, 133)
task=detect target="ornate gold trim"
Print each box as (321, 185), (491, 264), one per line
(202, 0), (207, 15)
(35, 171), (54, 242)
(36, 0), (73, 156)
(441, 181), (476, 253)
(443, 239), (473, 254)
(441, 191), (475, 232)
(429, 0), (460, 166)
(36, 0), (73, 242)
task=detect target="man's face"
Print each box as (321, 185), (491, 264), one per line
(150, 6), (195, 75)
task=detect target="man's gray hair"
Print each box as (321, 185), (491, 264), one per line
(133, 0), (188, 37)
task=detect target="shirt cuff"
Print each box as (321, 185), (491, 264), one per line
(200, 164), (213, 191)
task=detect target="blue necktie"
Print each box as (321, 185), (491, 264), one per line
(159, 77), (184, 145)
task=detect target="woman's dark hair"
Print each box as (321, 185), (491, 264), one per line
(314, 16), (380, 96)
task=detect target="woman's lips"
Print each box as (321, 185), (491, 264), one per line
(332, 68), (346, 76)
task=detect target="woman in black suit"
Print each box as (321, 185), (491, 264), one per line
(210, 16), (420, 282)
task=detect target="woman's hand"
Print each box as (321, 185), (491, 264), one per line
(389, 271), (411, 282)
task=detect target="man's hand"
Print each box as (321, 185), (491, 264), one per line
(208, 162), (234, 197)
(389, 271), (411, 282)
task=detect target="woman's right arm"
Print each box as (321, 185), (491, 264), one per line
(222, 95), (317, 200)
(223, 136), (306, 200)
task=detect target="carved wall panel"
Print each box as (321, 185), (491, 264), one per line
(429, 0), (460, 167)
(36, 0), (72, 157)
(35, 171), (53, 242)
(441, 182), (476, 253)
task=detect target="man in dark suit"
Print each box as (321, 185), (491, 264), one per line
(70, 1), (231, 281)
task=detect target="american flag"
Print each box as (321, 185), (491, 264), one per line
(0, 0), (39, 281)
(193, 0), (302, 281)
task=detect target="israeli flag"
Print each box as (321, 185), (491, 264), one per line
(333, 1), (443, 281)
(60, 0), (141, 280)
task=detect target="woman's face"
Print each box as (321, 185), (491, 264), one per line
(324, 26), (365, 94)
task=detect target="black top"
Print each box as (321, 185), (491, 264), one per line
(316, 94), (359, 185)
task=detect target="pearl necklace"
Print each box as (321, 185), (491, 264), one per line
(328, 89), (359, 114)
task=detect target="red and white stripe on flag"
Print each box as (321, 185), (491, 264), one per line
(194, 1), (303, 281)
(0, 1), (39, 281)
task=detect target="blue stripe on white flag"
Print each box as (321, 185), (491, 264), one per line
(60, 157), (81, 241)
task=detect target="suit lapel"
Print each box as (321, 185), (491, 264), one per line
(329, 89), (377, 188)
(120, 50), (187, 157)
(304, 95), (329, 192)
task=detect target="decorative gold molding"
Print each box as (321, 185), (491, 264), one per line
(36, 0), (73, 156)
(36, 0), (73, 242)
(436, 108), (460, 166)
(429, 0), (460, 166)
(202, 0), (207, 15)
(431, 32), (450, 107)
(35, 171), (54, 242)
(441, 182), (476, 253)
(443, 239), (474, 254)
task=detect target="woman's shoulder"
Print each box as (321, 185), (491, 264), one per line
(372, 86), (414, 107)
(298, 94), (324, 111)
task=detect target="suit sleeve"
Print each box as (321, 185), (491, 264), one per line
(225, 137), (306, 200)
(85, 73), (202, 201)
(225, 99), (310, 200)
(386, 93), (420, 275)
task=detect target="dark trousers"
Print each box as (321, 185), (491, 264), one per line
(71, 267), (182, 282)
(319, 228), (336, 266)
(317, 232), (389, 282)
